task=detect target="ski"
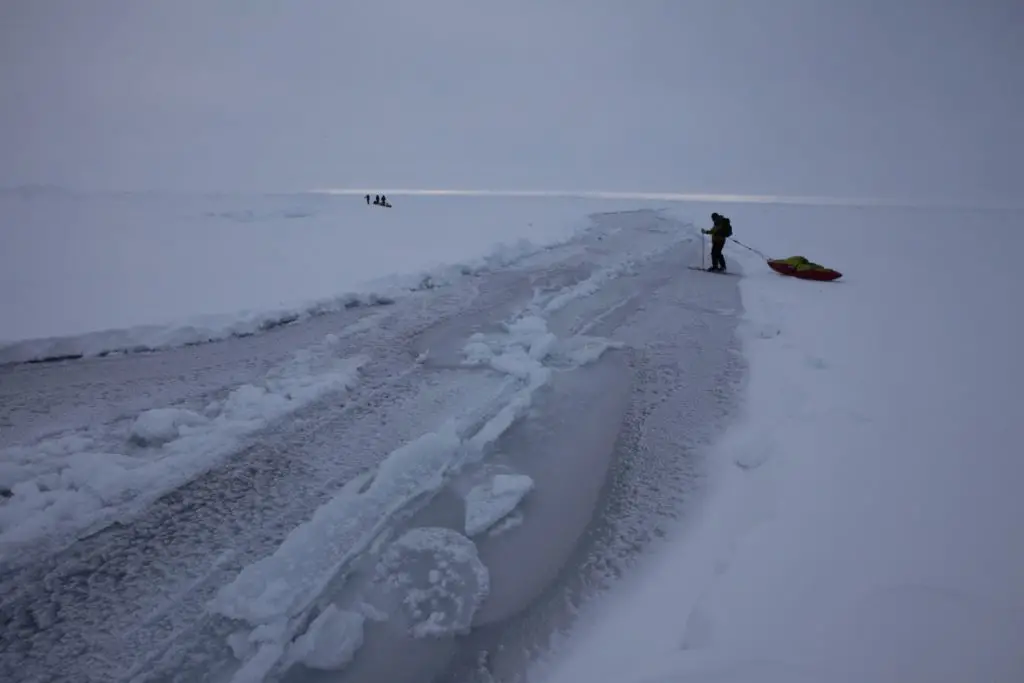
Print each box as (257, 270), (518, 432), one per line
(687, 266), (739, 276)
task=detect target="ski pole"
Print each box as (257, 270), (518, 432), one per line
(729, 238), (771, 260)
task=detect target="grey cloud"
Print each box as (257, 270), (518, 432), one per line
(1, 0), (1020, 203)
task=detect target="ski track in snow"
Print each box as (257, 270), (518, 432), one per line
(0, 209), (744, 683)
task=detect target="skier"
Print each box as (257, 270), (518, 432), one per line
(701, 212), (733, 272)
(365, 194), (371, 205)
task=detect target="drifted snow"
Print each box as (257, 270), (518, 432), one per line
(288, 605), (365, 671)
(465, 473), (535, 537)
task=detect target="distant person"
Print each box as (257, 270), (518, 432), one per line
(365, 194), (371, 205)
(380, 194), (389, 207)
(373, 194), (381, 205)
(701, 212), (733, 272)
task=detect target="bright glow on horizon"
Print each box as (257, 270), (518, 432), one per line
(308, 188), (1022, 211)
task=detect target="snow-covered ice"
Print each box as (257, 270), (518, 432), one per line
(464, 473), (535, 537)
(12, 188), (1020, 683)
(207, 303), (624, 676)
(0, 291), (391, 366)
(0, 335), (366, 558)
(7, 3), (1022, 681)
(207, 425), (465, 627)
(0, 191), (596, 363)
(538, 204), (1024, 683)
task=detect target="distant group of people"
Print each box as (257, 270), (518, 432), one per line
(365, 194), (392, 208)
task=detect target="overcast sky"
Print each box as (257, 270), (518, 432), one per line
(1, 0), (1021, 202)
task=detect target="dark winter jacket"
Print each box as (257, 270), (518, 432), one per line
(704, 216), (732, 240)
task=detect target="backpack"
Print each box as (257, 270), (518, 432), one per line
(720, 218), (733, 238)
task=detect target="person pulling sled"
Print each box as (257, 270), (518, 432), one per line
(701, 212), (732, 271)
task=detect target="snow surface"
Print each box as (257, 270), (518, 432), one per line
(11, 188), (1020, 682)
(3, 195), (707, 683)
(538, 204), (1024, 683)
(464, 473), (535, 537)
(0, 191), (598, 363)
(0, 333), (365, 558)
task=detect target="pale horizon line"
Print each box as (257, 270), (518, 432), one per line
(310, 188), (1022, 211)
(3, 184), (1019, 210)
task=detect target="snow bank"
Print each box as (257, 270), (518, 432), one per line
(211, 313), (621, 678)
(0, 292), (392, 366)
(539, 205), (1024, 683)
(464, 473), (535, 537)
(0, 334), (365, 558)
(0, 191), (597, 363)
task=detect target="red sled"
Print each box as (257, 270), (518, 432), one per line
(767, 259), (842, 281)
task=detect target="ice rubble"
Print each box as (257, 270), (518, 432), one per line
(208, 426), (465, 626)
(465, 473), (535, 537)
(211, 313), (621, 678)
(129, 407), (208, 447)
(365, 527), (490, 638)
(287, 605), (366, 671)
